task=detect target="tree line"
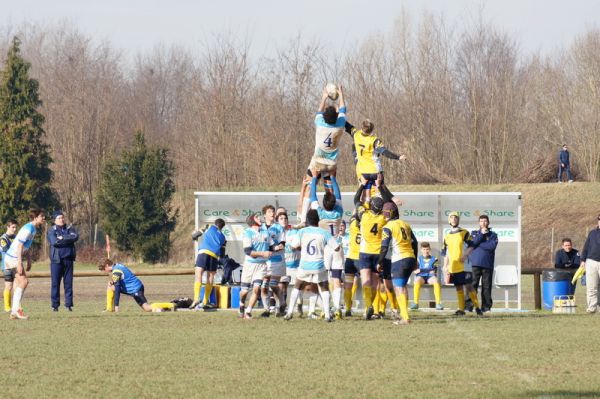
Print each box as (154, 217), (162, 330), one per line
(1, 15), (599, 258)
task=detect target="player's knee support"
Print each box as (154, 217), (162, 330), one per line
(269, 279), (279, 288)
(344, 275), (355, 285)
(241, 282), (251, 291)
(253, 280), (263, 288)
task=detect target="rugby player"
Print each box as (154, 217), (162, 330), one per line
(1, 219), (17, 313)
(297, 85), (347, 223)
(261, 205), (286, 317)
(343, 215), (361, 317)
(239, 213), (273, 319)
(378, 202), (418, 325)
(284, 209), (340, 322)
(410, 242), (443, 310)
(442, 212), (482, 316)
(345, 119), (405, 203)
(99, 259), (174, 312)
(190, 218), (227, 310)
(4, 209), (45, 320)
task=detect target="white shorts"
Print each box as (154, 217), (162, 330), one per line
(241, 262), (267, 284)
(296, 268), (328, 284)
(308, 157), (337, 174)
(324, 247), (344, 270)
(4, 257), (18, 270)
(267, 260), (286, 277)
(285, 267), (299, 284)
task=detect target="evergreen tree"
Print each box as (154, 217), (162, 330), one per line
(97, 132), (177, 263)
(0, 37), (59, 223)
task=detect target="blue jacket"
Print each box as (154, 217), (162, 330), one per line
(47, 224), (79, 262)
(559, 150), (570, 166)
(468, 229), (498, 269)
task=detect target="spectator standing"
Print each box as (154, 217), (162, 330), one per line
(558, 144), (573, 183)
(47, 211), (79, 311)
(581, 215), (600, 313)
(467, 215), (499, 313)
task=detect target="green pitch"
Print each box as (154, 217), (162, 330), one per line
(2, 275), (597, 398)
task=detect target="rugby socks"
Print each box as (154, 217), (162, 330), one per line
(106, 289), (114, 311)
(468, 290), (480, 309)
(194, 282), (201, 302)
(351, 281), (359, 301)
(433, 283), (442, 305)
(319, 289), (332, 319)
(456, 289), (465, 311)
(388, 290), (399, 311)
(372, 290), (380, 314)
(399, 293), (409, 321)
(11, 287), (24, 315)
(203, 283), (213, 305)
(308, 293), (318, 314)
(344, 288), (353, 312)
(286, 288), (301, 317)
(413, 282), (422, 305)
(332, 287), (342, 311)
(261, 289), (270, 311)
(362, 286), (373, 309)
(379, 290), (388, 314)
(3, 289), (11, 312)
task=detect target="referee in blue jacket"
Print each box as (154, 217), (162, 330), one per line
(47, 211), (79, 311)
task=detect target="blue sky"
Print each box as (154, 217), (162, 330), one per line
(1, 0), (599, 57)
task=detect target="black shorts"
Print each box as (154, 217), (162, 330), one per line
(195, 253), (219, 272)
(449, 271), (473, 286)
(3, 268), (15, 282)
(391, 258), (417, 281)
(380, 258), (392, 280)
(330, 269), (343, 279)
(130, 286), (148, 307)
(359, 253), (379, 273)
(344, 258), (359, 275)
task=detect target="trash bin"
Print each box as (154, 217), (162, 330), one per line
(542, 269), (573, 310)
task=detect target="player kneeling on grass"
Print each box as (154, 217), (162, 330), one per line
(378, 202), (418, 325)
(442, 212), (482, 316)
(285, 209), (341, 322)
(99, 259), (174, 313)
(410, 242), (443, 311)
(190, 218), (227, 311)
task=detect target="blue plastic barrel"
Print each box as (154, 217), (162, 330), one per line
(542, 269), (573, 310)
(230, 286), (241, 309)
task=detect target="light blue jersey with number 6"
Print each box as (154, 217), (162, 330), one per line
(292, 226), (340, 271)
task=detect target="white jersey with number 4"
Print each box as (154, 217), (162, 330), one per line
(292, 226), (340, 271)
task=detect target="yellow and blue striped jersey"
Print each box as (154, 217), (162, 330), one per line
(381, 219), (417, 262)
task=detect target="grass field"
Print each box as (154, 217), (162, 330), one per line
(2, 273), (599, 399)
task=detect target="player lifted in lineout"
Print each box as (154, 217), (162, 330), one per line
(345, 119), (406, 204)
(297, 84), (346, 223)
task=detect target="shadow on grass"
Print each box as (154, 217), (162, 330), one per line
(518, 390), (600, 398)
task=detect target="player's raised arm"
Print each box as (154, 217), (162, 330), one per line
(338, 84), (346, 110)
(317, 86), (329, 113)
(354, 181), (366, 208)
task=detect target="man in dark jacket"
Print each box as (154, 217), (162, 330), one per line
(581, 215), (600, 313)
(558, 144), (573, 183)
(47, 211), (79, 311)
(554, 238), (580, 270)
(466, 215), (499, 313)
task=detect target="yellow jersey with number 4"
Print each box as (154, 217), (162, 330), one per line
(358, 207), (386, 255)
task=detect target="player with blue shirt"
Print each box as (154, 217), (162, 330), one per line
(1, 219), (18, 313)
(260, 205), (286, 317)
(308, 174), (345, 319)
(5, 209), (45, 320)
(239, 213), (274, 319)
(297, 84), (347, 223)
(190, 218), (227, 310)
(410, 242), (443, 310)
(99, 259), (174, 312)
(284, 209), (341, 322)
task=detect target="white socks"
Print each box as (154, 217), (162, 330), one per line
(11, 287), (23, 314)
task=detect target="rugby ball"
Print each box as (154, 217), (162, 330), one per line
(326, 83), (339, 100)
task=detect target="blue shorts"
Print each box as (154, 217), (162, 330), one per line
(416, 273), (436, 284)
(380, 258), (392, 280)
(359, 253), (379, 272)
(449, 271), (473, 286)
(391, 258), (417, 288)
(195, 253), (219, 272)
(344, 258), (359, 275)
